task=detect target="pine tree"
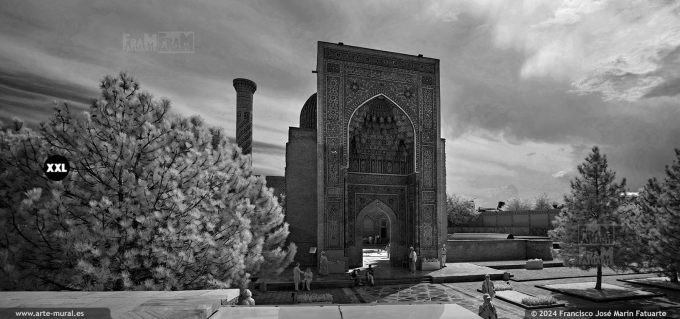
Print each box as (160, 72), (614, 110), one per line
(633, 150), (680, 282)
(548, 146), (626, 290)
(0, 72), (296, 291)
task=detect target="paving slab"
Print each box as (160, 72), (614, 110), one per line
(216, 304), (479, 319)
(536, 282), (664, 302)
(430, 263), (506, 283)
(0, 289), (239, 319)
(214, 305), (342, 319)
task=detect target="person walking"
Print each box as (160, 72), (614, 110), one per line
(293, 262), (302, 291)
(366, 264), (375, 286)
(303, 267), (313, 291)
(408, 246), (417, 274)
(478, 294), (498, 319)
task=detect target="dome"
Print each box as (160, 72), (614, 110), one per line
(300, 93), (317, 129)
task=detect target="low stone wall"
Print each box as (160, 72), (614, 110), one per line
(446, 239), (553, 262)
(450, 209), (560, 236)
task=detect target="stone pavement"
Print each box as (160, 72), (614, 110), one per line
(356, 282), (467, 304)
(449, 272), (680, 318)
(0, 289), (239, 319)
(251, 267), (680, 318)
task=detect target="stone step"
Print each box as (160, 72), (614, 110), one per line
(259, 280), (355, 291)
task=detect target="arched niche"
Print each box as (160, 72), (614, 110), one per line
(346, 95), (415, 174)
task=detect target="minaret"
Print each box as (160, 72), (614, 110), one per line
(233, 78), (256, 162)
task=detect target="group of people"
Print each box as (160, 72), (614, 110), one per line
(290, 244), (448, 291)
(350, 264), (375, 286)
(478, 274), (498, 319)
(292, 262), (314, 291)
(366, 234), (382, 245)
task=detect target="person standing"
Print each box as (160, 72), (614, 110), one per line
(319, 251), (329, 276)
(481, 274), (495, 299)
(385, 242), (390, 258)
(440, 243), (447, 268)
(293, 262), (302, 291)
(408, 246), (417, 274)
(478, 294), (498, 319)
(303, 267), (313, 291)
(368, 235), (373, 245)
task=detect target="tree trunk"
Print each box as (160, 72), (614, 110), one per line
(595, 263), (603, 290)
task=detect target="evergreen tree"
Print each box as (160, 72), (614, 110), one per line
(626, 150), (680, 282)
(0, 73), (295, 291)
(548, 146), (626, 290)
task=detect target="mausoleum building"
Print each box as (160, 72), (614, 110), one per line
(235, 42), (447, 270)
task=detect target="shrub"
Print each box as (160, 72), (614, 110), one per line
(296, 293), (333, 303)
(495, 283), (513, 291)
(521, 296), (557, 306)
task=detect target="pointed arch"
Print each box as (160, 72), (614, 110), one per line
(346, 94), (417, 173)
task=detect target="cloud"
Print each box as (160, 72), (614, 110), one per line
(1, 0), (678, 207)
(439, 0), (680, 102)
(552, 170), (569, 179)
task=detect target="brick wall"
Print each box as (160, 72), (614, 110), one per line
(284, 128), (318, 267)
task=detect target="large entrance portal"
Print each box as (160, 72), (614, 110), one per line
(345, 95), (414, 268)
(314, 42), (446, 272)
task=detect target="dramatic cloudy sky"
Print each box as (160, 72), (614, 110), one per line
(1, 0), (679, 207)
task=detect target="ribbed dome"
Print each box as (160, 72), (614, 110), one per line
(299, 93), (317, 129)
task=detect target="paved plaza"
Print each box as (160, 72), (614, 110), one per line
(252, 260), (680, 319)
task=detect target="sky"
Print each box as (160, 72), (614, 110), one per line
(1, 0), (679, 207)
